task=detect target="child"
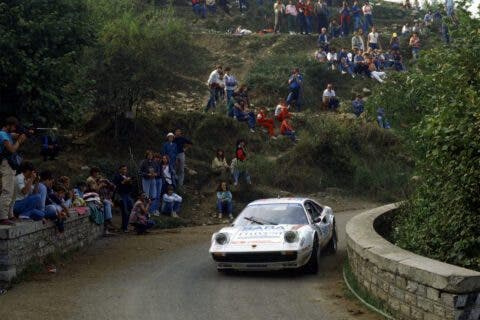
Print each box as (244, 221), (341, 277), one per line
(162, 185), (182, 218)
(129, 193), (156, 234)
(275, 99), (291, 122)
(216, 181), (233, 220)
(280, 118), (298, 143)
(256, 108), (277, 139)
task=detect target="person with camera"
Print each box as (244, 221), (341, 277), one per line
(205, 65), (223, 113)
(12, 162), (45, 221)
(286, 68), (304, 112)
(0, 117), (27, 225)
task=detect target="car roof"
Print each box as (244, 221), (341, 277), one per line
(248, 198), (311, 206)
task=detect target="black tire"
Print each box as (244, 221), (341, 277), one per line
(303, 237), (320, 274)
(324, 227), (338, 255)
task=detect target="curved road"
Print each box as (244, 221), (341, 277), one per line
(0, 209), (381, 320)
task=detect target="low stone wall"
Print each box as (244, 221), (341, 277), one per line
(346, 203), (480, 320)
(0, 212), (103, 284)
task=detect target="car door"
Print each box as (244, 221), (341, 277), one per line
(313, 202), (333, 244)
(304, 201), (324, 246)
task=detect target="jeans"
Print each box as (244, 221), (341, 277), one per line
(0, 160), (15, 220)
(239, 0), (247, 12)
(134, 220), (156, 234)
(305, 16), (313, 34)
(339, 63), (354, 75)
(226, 89), (235, 102)
(205, 87), (216, 111)
(207, 4), (216, 13)
(217, 200), (233, 214)
(340, 15), (350, 35)
(119, 194), (133, 231)
(317, 14), (327, 33)
(353, 16), (362, 32)
(232, 169), (251, 184)
(364, 14), (373, 32)
(142, 178), (157, 200)
(103, 200), (113, 221)
(162, 201), (182, 215)
(412, 47), (420, 59)
(287, 15), (296, 32)
(283, 130), (297, 142)
(193, 3), (206, 18)
(236, 111), (256, 129)
(13, 194), (45, 220)
(287, 87), (303, 111)
(297, 13), (306, 33)
(377, 116), (391, 129)
(369, 42), (378, 50)
(176, 152), (186, 187)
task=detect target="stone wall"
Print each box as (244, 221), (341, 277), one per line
(346, 203), (480, 320)
(0, 212), (103, 284)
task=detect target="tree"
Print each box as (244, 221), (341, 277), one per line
(0, 0), (95, 125)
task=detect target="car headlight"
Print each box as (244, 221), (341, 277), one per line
(284, 231), (299, 243)
(215, 233), (229, 245)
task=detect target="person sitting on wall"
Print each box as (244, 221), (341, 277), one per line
(216, 181), (233, 220)
(162, 185), (182, 218)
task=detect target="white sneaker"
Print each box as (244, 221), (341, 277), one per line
(218, 213), (223, 219)
(19, 215), (30, 220)
(153, 210), (160, 217)
(172, 212), (179, 218)
(229, 214), (234, 220)
(250, 128), (255, 133)
(341, 71), (347, 74)
(271, 136), (278, 140)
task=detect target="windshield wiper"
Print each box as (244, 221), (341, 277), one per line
(243, 216), (278, 225)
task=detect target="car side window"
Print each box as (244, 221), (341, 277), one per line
(313, 203), (324, 217)
(305, 202), (321, 222)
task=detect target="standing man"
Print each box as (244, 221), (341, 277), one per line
(162, 133), (179, 168)
(314, 0), (328, 33)
(205, 65), (222, 112)
(286, 68), (304, 111)
(173, 129), (193, 188)
(113, 165), (134, 233)
(304, 0), (314, 35)
(351, 29), (365, 51)
(296, 0), (307, 35)
(368, 26), (380, 50)
(0, 117), (27, 225)
(274, 0), (286, 33)
(351, 0), (363, 33)
(224, 67), (238, 103)
(362, 1), (373, 33)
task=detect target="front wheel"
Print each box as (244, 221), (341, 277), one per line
(324, 228), (337, 255)
(302, 238), (320, 274)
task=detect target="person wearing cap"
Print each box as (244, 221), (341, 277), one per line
(161, 132), (179, 167)
(390, 32), (400, 50)
(173, 128), (192, 187)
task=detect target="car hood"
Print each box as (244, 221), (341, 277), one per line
(219, 224), (308, 245)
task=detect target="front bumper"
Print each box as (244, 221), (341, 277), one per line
(212, 249), (311, 270)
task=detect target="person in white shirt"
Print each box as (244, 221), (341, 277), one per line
(368, 26), (380, 50)
(402, 23), (411, 37)
(327, 48), (338, 70)
(205, 65), (222, 112)
(322, 83), (339, 110)
(362, 1), (373, 32)
(224, 67), (238, 101)
(12, 161), (44, 220)
(285, 0), (298, 34)
(162, 185), (182, 218)
(274, 0), (286, 33)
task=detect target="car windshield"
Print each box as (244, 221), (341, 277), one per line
(233, 203), (309, 226)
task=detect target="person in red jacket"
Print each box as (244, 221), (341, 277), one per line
(280, 118), (298, 143)
(304, 0), (314, 34)
(275, 102), (292, 123)
(257, 108), (277, 139)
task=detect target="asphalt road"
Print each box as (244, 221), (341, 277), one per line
(0, 209), (381, 320)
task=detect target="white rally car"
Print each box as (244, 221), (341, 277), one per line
(209, 198), (337, 274)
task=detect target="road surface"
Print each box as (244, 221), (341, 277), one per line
(0, 209), (381, 320)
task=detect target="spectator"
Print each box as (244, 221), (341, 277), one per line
(304, 0), (314, 34)
(445, 0), (454, 17)
(215, 71), (225, 103)
(322, 84), (340, 110)
(317, 27), (330, 52)
(275, 99), (291, 122)
(192, 0), (206, 19)
(286, 68), (304, 111)
(402, 23), (411, 37)
(218, 0), (231, 14)
(362, 1), (373, 32)
(89, 169), (116, 230)
(327, 47), (338, 70)
(139, 151), (158, 202)
(338, 47), (354, 77)
(205, 65), (222, 112)
(162, 185), (182, 218)
(57, 176), (73, 208)
(224, 67), (238, 102)
(160, 155), (177, 195)
(280, 118), (298, 143)
(352, 29), (365, 51)
(329, 19), (341, 38)
(86, 167), (101, 192)
(211, 149), (230, 179)
(40, 130), (60, 161)
(150, 153), (162, 216)
(441, 18), (450, 44)
(351, 0), (363, 33)
(353, 49), (370, 77)
(113, 165), (134, 233)
(73, 182), (87, 200)
(368, 58), (387, 83)
(424, 11), (433, 26)
(314, 0), (328, 33)
(0, 117), (27, 225)
(285, 0), (298, 34)
(162, 133), (178, 166)
(390, 32), (400, 50)
(377, 108), (391, 129)
(226, 92), (239, 118)
(38, 171), (67, 232)
(393, 50), (405, 71)
(231, 139), (251, 186)
(296, 0), (307, 34)
(368, 26), (380, 50)
(237, 84), (251, 107)
(129, 193), (155, 234)
(12, 162), (44, 220)
(352, 95), (364, 117)
(206, 0), (216, 14)
(173, 128), (193, 187)
(233, 100), (256, 133)
(339, 2), (351, 36)
(274, 0), (285, 33)
(216, 181), (233, 220)
(257, 108), (277, 139)
(409, 32), (421, 59)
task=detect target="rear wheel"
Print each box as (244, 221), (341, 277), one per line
(324, 227), (338, 255)
(303, 237), (320, 274)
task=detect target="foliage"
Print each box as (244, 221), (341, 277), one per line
(389, 11), (480, 270)
(0, 0), (95, 125)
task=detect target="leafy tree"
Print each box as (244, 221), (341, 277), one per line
(371, 9), (480, 270)
(0, 0), (95, 125)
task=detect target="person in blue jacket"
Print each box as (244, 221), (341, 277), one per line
(161, 132), (178, 166)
